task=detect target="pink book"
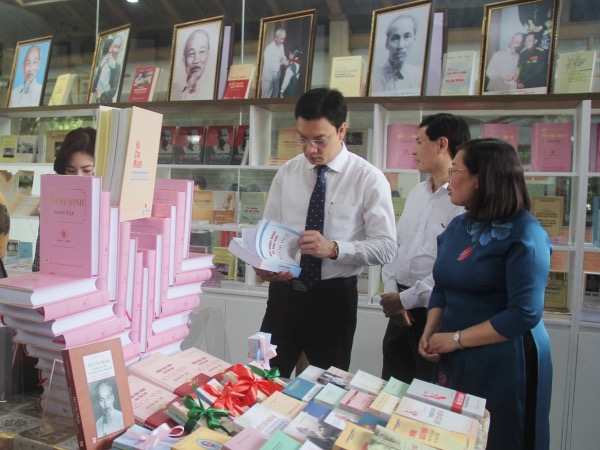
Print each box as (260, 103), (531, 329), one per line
(153, 202), (181, 282)
(181, 252), (214, 272)
(530, 122), (573, 172)
(160, 294), (200, 316)
(153, 190), (186, 266)
(0, 273), (98, 307)
(386, 124), (418, 169)
(129, 251), (144, 346)
(167, 281), (203, 300)
(131, 215), (173, 290)
(39, 174), (102, 278)
(131, 230), (169, 309)
(223, 427), (268, 450)
(107, 207), (120, 301)
(151, 310), (190, 333)
(173, 267), (213, 286)
(54, 315), (129, 348)
(115, 221), (132, 317)
(141, 249), (157, 344)
(481, 123), (519, 151)
(97, 191), (111, 291)
(154, 178), (193, 258)
(128, 374), (180, 429)
(171, 347), (232, 380)
(339, 388), (376, 415)
(145, 324), (190, 354)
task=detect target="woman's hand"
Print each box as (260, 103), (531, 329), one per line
(418, 330), (440, 362)
(427, 332), (460, 355)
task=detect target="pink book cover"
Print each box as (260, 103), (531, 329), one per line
(153, 189), (186, 273)
(173, 267), (213, 286)
(160, 294), (200, 316)
(39, 174), (102, 278)
(386, 124), (418, 169)
(167, 281), (203, 300)
(530, 122), (573, 172)
(107, 207), (120, 301)
(96, 191), (111, 292)
(181, 252), (214, 272)
(55, 315), (128, 348)
(339, 389), (376, 415)
(115, 221), (132, 317)
(122, 340), (141, 364)
(223, 427), (268, 450)
(0, 273), (98, 307)
(152, 203), (179, 284)
(481, 123), (519, 151)
(131, 231), (168, 314)
(141, 249), (157, 345)
(145, 324), (190, 356)
(128, 374), (180, 429)
(129, 251), (144, 345)
(133, 214), (174, 287)
(154, 178), (193, 258)
(171, 347), (232, 380)
(14, 329), (67, 352)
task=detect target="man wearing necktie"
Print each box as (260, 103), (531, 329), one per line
(257, 88), (397, 377)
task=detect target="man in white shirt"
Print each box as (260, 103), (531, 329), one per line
(95, 381), (124, 437)
(381, 113), (470, 383)
(257, 88), (397, 377)
(371, 14), (422, 96)
(9, 45), (43, 107)
(261, 29), (289, 98)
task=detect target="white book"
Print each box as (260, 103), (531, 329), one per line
(348, 369), (386, 396)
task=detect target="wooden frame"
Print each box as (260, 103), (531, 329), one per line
(481, 0), (558, 95)
(256, 9), (316, 99)
(7, 36), (53, 108)
(87, 24), (131, 104)
(168, 16), (224, 101)
(366, 0), (432, 97)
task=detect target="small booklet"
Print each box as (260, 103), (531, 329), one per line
(227, 219), (302, 276)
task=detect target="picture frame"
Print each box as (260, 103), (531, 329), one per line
(168, 16), (224, 101)
(481, 0), (558, 95)
(7, 36), (53, 108)
(256, 9), (316, 99)
(366, 0), (432, 97)
(87, 24), (131, 104)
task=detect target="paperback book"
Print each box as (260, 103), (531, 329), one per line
(329, 56), (363, 97)
(386, 124), (419, 169)
(49, 73), (77, 106)
(174, 126), (206, 165)
(204, 125), (235, 165)
(440, 51), (478, 96)
(232, 125), (249, 165)
(158, 126), (178, 164)
(223, 64), (256, 99)
(530, 122), (573, 172)
(128, 65), (161, 102)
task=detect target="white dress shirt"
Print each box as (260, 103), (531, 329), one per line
(372, 61), (422, 96)
(264, 144), (397, 279)
(10, 80), (42, 107)
(262, 41), (286, 81)
(382, 178), (464, 309)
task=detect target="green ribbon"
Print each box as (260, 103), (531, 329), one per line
(182, 385), (231, 434)
(248, 365), (281, 381)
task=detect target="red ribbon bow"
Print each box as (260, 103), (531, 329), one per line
(229, 364), (283, 400)
(202, 380), (248, 417)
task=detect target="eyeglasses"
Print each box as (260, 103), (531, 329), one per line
(295, 133), (336, 149)
(448, 167), (467, 177)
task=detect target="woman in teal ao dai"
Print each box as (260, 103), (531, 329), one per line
(419, 138), (552, 450)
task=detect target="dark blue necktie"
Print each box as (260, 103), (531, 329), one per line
(299, 165), (329, 289)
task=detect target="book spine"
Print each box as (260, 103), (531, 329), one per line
(142, 249), (157, 343)
(62, 353), (86, 449)
(115, 221), (132, 317)
(39, 290), (109, 321)
(145, 324), (190, 352)
(97, 192), (111, 291)
(60, 316), (128, 348)
(160, 294), (200, 316)
(130, 251), (145, 345)
(172, 268), (212, 285)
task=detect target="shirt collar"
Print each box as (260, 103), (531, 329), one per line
(303, 143), (349, 173)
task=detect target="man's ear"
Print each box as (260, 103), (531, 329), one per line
(438, 136), (449, 154)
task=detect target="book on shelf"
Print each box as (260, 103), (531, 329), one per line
(174, 125), (206, 164)
(530, 196), (564, 238)
(192, 189), (214, 223)
(39, 174), (102, 278)
(4, 239), (19, 264)
(128, 65), (161, 102)
(49, 73), (77, 106)
(223, 64), (256, 99)
(553, 50), (597, 94)
(386, 124), (419, 169)
(238, 191), (266, 224)
(44, 129), (70, 164)
(593, 196), (600, 247)
(228, 219), (302, 276)
(582, 272), (600, 321)
(329, 55), (363, 97)
(204, 125), (235, 165)
(440, 51), (479, 96)
(16, 134), (44, 163)
(272, 126), (301, 165)
(480, 123), (519, 152)
(158, 125), (178, 164)
(544, 270), (569, 312)
(212, 246), (237, 281)
(530, 122), (573, 172)
(345, 128), (372, 161)
(0, 135), (18, 163)
(213, 190), (237, 223)
(231, 124), (249, 165)
(61, 338), (135, 449)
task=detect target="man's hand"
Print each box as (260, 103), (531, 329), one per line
(253, 268), (294, 283)
(380, 293), (414, 327)
(299, 230), (335, 259)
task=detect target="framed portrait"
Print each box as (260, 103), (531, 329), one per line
(366, 1), (432, 97)
(87, 24), (131, 104)
(256, 9), (316, 99)
(7, 36), (53, 108)
(168, 17), (224, 102)
(481, 0), (558, 95)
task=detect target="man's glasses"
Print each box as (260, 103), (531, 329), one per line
(448, 167), (467, 177)
(295, 133), (336, 149)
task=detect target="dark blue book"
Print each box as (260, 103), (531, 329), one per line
(303, 401), (333, 421)
(356, 411), (388, 431)
(282, 377), (322, 402)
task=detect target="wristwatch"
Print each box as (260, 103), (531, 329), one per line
(453, 330), (465, 350)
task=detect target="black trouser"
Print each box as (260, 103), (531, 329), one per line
(381, 304), (434, 384)
(260, 277), (358, 378)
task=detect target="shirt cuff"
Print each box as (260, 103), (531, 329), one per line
(336, 240), (354, 262)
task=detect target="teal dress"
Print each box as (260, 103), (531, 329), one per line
(429, 211), (552, 450)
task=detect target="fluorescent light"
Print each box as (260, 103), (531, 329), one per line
(127, 0), (138, 3)
(16, 0), (70, 6)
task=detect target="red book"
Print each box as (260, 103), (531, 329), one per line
(223, 64), (255, 100)
(530, 122), (574, 172)
(204, 125), (235, 165)
(40, 174), (102, 278)
(128, 65), (161, 102)
(481, 123), (519, 151)
(386, 124), (418, 169)
(174, 125), (206, 164)
(232, 125), (249, 165)
(158, 125), (178, 164)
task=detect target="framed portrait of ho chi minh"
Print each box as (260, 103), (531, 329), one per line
(366, 1), (432, 97)
(7, 36), (53, 108)
(87, 24), (131, 104)
(168, 16), (224, 102)
(481, 0), (558, 95)
(256, 9), (316, 99)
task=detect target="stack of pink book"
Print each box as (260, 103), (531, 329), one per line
(0, 176), (213, 416)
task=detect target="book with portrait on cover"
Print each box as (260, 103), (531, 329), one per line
(62, 338), (134, 449)
(128, 65), (161, 102)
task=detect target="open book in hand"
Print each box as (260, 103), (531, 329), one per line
(227, 219), (302, 276)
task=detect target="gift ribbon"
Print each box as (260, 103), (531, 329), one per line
(183, 385), (231, 433)
(201, 381), (247, 417)
(230, 364), (283, 400)
(248, 364), (281, 382)
(125, 423), (184, 449)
